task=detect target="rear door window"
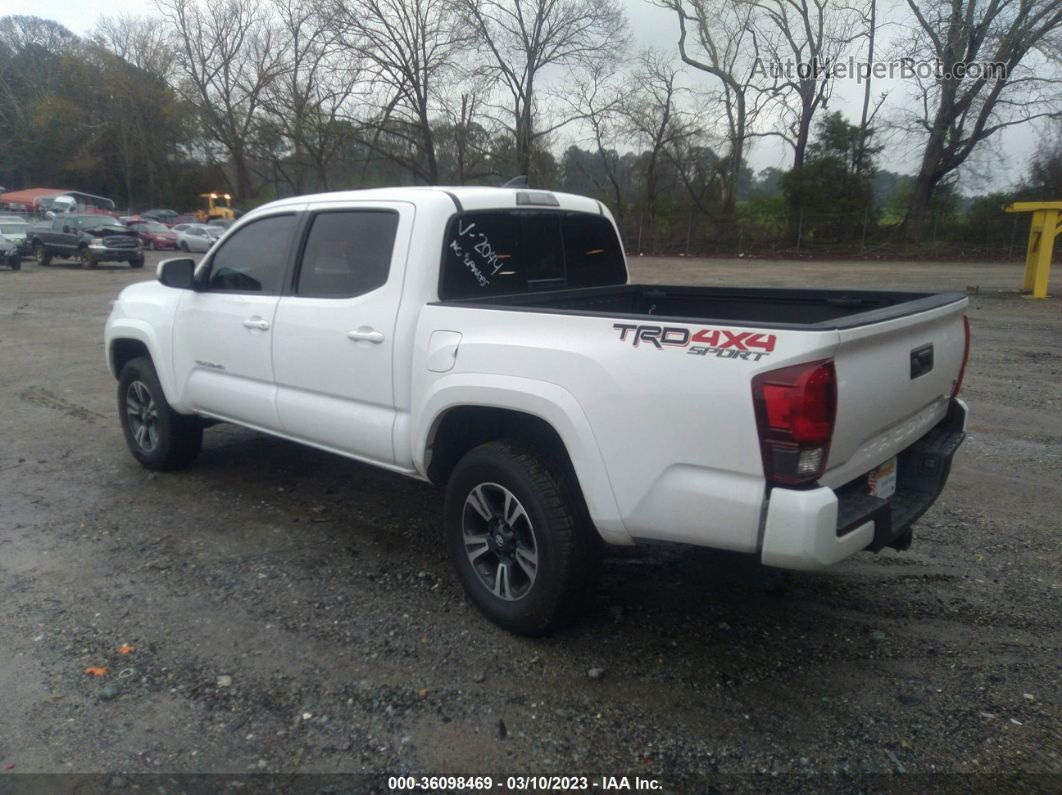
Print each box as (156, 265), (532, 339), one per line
(295, 210), (398, 298)
(439, 210), (625, 300)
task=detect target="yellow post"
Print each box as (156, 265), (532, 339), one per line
(1005, 201), (1062, 299)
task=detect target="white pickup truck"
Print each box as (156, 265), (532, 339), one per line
(105, 187), (969, 634)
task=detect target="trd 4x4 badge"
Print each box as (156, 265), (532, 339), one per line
(613, 323), (777, 361)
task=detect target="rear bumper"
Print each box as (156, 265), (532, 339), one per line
(760, 398), (967, 570)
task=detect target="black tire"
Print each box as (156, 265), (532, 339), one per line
(129, 255), (145, 269)
(11, 259), (21, 271)
(79, 247), (97, 269)
(179, 240), (189, 252)
(117, 356), (202, 471)
(34, 244), (51, 266)
(445, 440), (598, 635)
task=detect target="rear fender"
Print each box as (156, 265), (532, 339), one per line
(414, 374), (630, 544)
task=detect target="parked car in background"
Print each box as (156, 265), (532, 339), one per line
(0, 217), (31, 257)
(175, 224), (219, 253)
(0, 233), (20, 269)
(142, 209), (179, 226)
(30, 214), (144, 269)
(129, 221), (178, 250)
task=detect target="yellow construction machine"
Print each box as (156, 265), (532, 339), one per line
(196, 193), (235, 223)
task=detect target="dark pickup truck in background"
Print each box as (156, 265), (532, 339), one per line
(30, 215), (144, 269)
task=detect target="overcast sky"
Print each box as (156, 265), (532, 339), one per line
(9, 0), (1043, 191)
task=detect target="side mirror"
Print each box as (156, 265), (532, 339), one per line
(158, 257), (196, 290)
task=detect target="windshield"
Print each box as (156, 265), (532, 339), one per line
(137, 223), (169, 233)
(0, 223), (27, 235)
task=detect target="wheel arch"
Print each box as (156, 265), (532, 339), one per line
(427, 406), (570, 483)
(106, 323), (180, 408)
(415, 378), (630, 545)
(110, 337), (151, 379)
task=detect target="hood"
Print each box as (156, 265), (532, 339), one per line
(89, 224), (136, 236)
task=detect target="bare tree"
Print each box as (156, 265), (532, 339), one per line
(851, 0), (886, 175)
(332, 0), (466, 184)
(658, 0), (763, 224)
(436, 87), (496, 183)
(898, 0), (1062, 241)
(157, 0), (282, 199)
(665, 130), (726, 220)
(94, 16), (184, 204)
(750, 0), (858, 172)
(262, 0), (362, 192)
(560, 61), (629, 224)
(94, 15), (175, 79)
(747, 0), (860, 233)
(459, 0), (628, 182)
(623, 50), (694, 244)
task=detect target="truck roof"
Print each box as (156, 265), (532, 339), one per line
(261, 186), (605, 217)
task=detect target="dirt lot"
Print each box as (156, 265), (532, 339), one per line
(0, 253), (1059, 789)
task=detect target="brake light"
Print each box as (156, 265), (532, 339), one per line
(752, 359), (837, 485)
(951, 315), (970, 398)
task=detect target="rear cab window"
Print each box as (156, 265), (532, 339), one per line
(439, 210), (625, 300)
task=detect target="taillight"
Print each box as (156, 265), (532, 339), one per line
(752, 359), (837, 485)
(951, 315), (970, 398)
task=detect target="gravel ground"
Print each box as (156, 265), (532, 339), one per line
(0, 253), (1059, 791)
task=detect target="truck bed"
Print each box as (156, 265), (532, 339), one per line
(438, 284), (965, 330)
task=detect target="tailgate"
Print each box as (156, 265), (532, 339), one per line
(821, 297), (968, 488)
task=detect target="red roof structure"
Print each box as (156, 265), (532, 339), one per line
(0, 188), (70, 207)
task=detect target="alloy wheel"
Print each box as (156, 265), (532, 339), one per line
(126, 380), (159, 452)
(462, 483), (539, 601)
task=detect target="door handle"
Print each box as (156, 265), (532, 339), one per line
(242, 317), (270, 331)
(347, 327), (385, 344)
